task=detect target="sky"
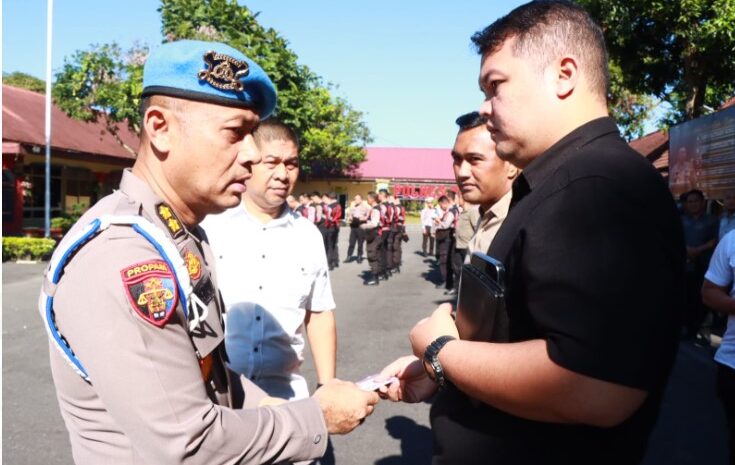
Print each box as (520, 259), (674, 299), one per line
(2, 0), (525, 149)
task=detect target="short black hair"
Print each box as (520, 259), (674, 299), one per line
(311, 191), (321, 198)
(471, 0), (609, 100)
(681, 190), (705, 202)
(254, 118), (300, 150)
(455, 111), (487, 131)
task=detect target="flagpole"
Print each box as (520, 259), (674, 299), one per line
(44, 0), (54, 237)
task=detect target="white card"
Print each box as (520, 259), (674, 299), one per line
(356, 374), (398, 391)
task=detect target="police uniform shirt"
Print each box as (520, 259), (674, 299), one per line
(45, 170), (327, 465)
(430, 117), (685, 464)
(202, 204), (335, 400)
(467, 189), (512, 256)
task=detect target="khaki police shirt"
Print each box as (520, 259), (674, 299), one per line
(45, 169), (327, 465)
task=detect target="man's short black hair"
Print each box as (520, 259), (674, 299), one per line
(471, 0), (609, 100)
(455, 111), (487, 131)
(681, 189), (705, 202)
(311, 191), (321, 198)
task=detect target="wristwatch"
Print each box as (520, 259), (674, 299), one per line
(423, 335), (456, 388)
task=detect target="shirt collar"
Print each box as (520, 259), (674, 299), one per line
(119, 168), (163, 208)
(484, 188), (513, 221)
(236, 201), (296, 228)
(520, 117), (620, 191)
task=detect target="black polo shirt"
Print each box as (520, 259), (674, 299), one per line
(430, 117), (685, 464)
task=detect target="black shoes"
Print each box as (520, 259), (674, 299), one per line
(364, 279), (379, 286)
(343, 257), (354, 263)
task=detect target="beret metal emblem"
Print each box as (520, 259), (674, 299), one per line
(198, 50), (250, 92)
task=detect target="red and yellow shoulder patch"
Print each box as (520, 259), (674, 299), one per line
(121, 260), (179, 327)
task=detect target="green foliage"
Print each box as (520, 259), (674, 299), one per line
(50, 203), (87, 233)
(2, 237), (56, 262)
(3, 72), (46, 93)
(53, 43), (147, 155)
(158, 0), (371, 175)
(579, 0), (735, 127)
(52, 0), (371, 175)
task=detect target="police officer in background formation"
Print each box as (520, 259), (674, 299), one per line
(391, 197), (407, 273)
(323, 191), (343, 270)
(361, 191), (383, 285)
(433, 195), (455, 290)
(420, 197), (437, 256)
(40, 39), (378, 465)
(345, 194), (368, 263)
(377, 189), (394, 279)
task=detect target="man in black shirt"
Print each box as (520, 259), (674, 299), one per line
(379, 2), (685, 464)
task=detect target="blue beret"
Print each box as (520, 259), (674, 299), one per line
(142, 40), (277, 119)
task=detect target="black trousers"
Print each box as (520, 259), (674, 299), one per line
(685, 269), (708, 337)
(422, 225), (435, 255)
(381, 230), (394, 271)
(347, 225), (365, 258)
(436, 231), (454, 288)
(451, 247), (467, 291)
(325, 226), (339, 268)
(365, 229), (383, 277)
(392, 226), (404, 268)
(717, 362), (735, 465)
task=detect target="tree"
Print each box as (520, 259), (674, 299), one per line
(579, 0), (735, 128)
(3, 72), (46, 93)
(52, 0), (371, 174)
(53, 43), (147, 155)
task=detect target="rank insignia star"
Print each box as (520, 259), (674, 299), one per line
(156, 203), (185, 239)
(121, 260), (179, 327)
(198, 50), (250, 92)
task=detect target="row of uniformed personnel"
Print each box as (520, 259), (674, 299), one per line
(290, 192), (343, 270)
(359, 190), (407, 286)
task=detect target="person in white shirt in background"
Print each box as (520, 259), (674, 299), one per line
(203, 119), (337, 400)
(702, 229), (735, 464)
(720, 191), (735, 241)
(420, 197), (436, 257)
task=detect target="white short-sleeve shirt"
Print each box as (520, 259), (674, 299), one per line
(704, 230), (735, 370)
(202, 204), (335, 400)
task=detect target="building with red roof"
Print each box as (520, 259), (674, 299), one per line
(2, 84), (137, 235)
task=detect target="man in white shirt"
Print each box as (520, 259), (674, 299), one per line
(702, 230), (735, 463)
(203, 120), (337, 400)
(420, 197), (437, 256)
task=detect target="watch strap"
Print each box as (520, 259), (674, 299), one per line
(423, 335), (456, 388)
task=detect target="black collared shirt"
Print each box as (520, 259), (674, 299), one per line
(431, 117), (685, 464)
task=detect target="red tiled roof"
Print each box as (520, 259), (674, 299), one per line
(2, 85), (138, 159)
(629, 129), (669, 172)
(721, 96), (735, 109)
(349, 147), (454, 181)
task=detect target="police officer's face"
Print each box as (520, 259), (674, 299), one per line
(168, 100), (261, 216)
(478, 36), (559, 169)
(452, 125), (514, 209)
(245, 138), (299, 212)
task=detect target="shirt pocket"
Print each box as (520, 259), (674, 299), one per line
(280, 264), (316, 307)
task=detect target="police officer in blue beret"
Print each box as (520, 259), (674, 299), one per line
(40, 40), (378, 465)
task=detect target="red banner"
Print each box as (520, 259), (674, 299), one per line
(391, 183), (459, 199)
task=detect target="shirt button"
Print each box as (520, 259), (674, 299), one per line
(259, 285), (262, 290)
(313, 434), (322, 444)
(250, 375), (255, 380)
(262, 254), (265, 259)
(256, 316), (261, 321)
(254, 347), (259, 352)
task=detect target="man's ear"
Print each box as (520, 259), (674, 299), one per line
(505, 162), (520, 180)
(553, 56), (580, 100)
(142, 105), (174, 154)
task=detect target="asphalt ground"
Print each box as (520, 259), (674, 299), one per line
(2, 224), (730, 464)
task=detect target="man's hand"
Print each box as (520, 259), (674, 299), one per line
(377, 355), (437, 403)
(313, 379), (380, 434)
(409, 303), (459, 359)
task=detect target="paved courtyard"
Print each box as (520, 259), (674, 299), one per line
(2, 225), (730, 464)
